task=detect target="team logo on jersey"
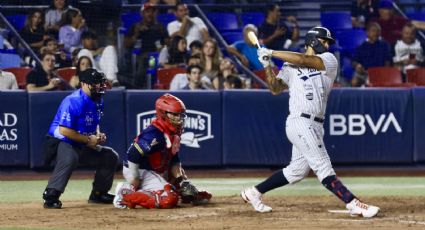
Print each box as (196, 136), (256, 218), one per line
(137, 110), (214, 148)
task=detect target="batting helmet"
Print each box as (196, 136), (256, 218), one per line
(155, 93), (187, 135)
(305, 26), (335, 54)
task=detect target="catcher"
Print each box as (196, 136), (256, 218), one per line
(113, 93), (212, 209)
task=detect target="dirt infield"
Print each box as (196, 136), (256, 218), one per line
(1, 196), (425, 229)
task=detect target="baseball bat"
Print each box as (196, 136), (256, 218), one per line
(247, 31), (269, 60)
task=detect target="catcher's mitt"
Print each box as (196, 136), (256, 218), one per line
(179, 180), (199, 203)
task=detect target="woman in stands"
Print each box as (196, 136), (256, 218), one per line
(59, 8), (86, 53)
(69, 56), (93, 89)
(20, 9), (49, 53)
(45, 0), (70, 38)
(200, 38), (222, 80)
(212, 57), (243, 90)
(158, 35), (188, 69)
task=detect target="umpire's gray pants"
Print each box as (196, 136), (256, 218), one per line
(46, 141), (119, 193)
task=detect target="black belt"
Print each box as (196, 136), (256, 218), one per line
(300, 113), (324, 123)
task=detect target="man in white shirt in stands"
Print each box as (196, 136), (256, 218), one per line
(167, 3), (210, 49)
(169, 55), (211, 90)
(393, 23), (424, 74)
(0, 70), (19, 90)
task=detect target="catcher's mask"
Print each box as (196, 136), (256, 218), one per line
(155, 93), (187, 135)
(305, 26), (335, 54)
(79, 68), (107, 101)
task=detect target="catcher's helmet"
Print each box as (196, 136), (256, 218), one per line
(155, 93), (187, 135)
(305, 26), (335, 54)
(79, 68), (107, 101)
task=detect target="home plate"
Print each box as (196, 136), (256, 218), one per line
(328, 210), (350, 214)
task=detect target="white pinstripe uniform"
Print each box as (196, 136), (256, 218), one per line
(276, 52), (338, 183)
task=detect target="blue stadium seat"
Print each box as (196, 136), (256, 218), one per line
(320, 11), (352, 32)
(0, 35), (4, 50)
(0, 51), (21, 68)
(399, 0), (417, 3)
(334, 29), (367, 56)
(157, 13), (176, 26)
(407, 12), (425, 21)
(241, 12), (265, 26)
(120, 12), (141, 33)
(5, 14), (27, 31)
(222, 32), (243, 44)
(207, 13), (239, 32)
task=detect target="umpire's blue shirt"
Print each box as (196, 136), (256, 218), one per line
(48, 89), (104, 146)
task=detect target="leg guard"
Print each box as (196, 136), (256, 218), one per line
(122, 184), (178, 209)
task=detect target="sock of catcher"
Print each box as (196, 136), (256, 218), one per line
(321, 175), (355, 204)
(255, 170), (289, 194)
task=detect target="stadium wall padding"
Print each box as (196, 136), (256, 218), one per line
(1, 88), (424, 167)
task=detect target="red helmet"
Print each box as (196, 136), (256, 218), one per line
(155, 93), (187, 134)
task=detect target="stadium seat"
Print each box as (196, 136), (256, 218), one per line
(406, 12), (425, 21)
(157, 13), (176, 26)
(206, 13), (239, 32)
(156, 67), (186, 89)
(222, 32), (243, 44)
(320, 11), (352, 32)
(406, 68), (425, 86)
(56, 67), (76, 82)
(120, 12), (141, 33)
(5, 14), (27, 31)
(3, 67), (32, 89)
(367, 67), (403, 86)
(334, 29), (367, 56)
(367, 82), (416, 87)
(241, 12), (265, 26)
(0, 52), (21, 68)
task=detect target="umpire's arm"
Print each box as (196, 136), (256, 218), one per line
(59, 126), (99, 148)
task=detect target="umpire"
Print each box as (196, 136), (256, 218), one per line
(42, 68), (119, 209)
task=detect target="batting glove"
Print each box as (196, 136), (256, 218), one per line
(257, 47), (273, 68)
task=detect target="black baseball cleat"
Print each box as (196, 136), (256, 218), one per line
(43, 199), (62, 209)
(42, 188), (62, 209)
(88, 191), (115, 204)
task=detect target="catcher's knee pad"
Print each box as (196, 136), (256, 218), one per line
(123, 184), (178, 209)
(156, 184), (179, 208)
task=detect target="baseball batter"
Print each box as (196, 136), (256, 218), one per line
(241, 27), (380, 218)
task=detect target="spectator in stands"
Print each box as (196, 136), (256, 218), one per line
(0, 70), (19, 90)
(158, 35), (188, 68)
(40, 37), (72, 69)
(200, 38), (222, 80)
(351, 22), (392, 87)
(77, 30), (119, 85)
(393, 23), (424, 74)
(169, 55), (211, 90)
(124, 3), (167, 88)
(212, 58), (240, 90)
(59, 8), (86, 52)
(189, 40), (203, 56)
(369, 0), (425, 46)
(223, 74), (243, 89)
(167, 3), (210, 48)
(351, 0), (379, 28)
(26, 52), (70, 91)
(125, 3), (167, 54)
(45, 0), (70, 37)
(20, 9), (49, 53)
(227, 24), (263, 71)
(69, 55), (93, 89)
(181, 64), (208, 90)
(258, 4), (299, 51)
